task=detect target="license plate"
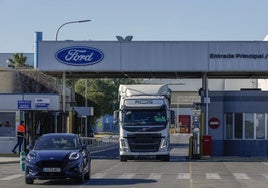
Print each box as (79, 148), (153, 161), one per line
(43, 168), (61, 172)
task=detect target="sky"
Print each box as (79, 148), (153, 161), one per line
(1, 0), (268, 53)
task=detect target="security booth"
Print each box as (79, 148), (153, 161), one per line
(0, 94), (60, 153)
(72, 107), (94, 137)
(202, 89), (268, 157)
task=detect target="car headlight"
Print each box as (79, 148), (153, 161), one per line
(69, 152), (80, 160)
(26, 152), (36, 161)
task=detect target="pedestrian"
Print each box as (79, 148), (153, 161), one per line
(12, 121), (25, 154)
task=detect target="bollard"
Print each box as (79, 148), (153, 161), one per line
(20, 151), (25, 171)
(188, 136), (193, 159)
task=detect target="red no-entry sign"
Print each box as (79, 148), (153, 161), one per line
(209, 117), (220, 129)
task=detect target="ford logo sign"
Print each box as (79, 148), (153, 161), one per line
(55, 46), (104, 66)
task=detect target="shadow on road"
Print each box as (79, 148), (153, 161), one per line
(33, 178), (156, 186)
(89, 178), (156, 186)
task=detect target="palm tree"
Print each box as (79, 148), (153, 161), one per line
(7, 53), (28, 69)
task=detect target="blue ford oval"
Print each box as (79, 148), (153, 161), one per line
(55, 46), (104, 66)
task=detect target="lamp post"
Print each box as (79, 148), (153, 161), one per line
(55, 19), (91, 41)
(55, 19), (91, 133)
(85, 79), (88, 137)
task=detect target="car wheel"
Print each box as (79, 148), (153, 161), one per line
(84, 160), (91, 180)
(76, 174), (85, 184)
(25, 178), (34, 184)
(85, 170), (90, 180)
(84, 165), (91, 180)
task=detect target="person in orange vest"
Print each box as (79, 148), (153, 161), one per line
(12, 121), (25, 154)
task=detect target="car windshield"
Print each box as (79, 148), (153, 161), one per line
(35, 136), (78, 150)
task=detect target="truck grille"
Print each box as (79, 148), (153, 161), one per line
(127, 134), (161, 152)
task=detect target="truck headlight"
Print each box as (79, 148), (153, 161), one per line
(120, 138), (129, 151)
(160, 138), (169, 151)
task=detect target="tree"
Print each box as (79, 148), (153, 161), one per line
(7, 53), (29, 69)
(75, 78), (139, 120)
(65, 77), (139, 133)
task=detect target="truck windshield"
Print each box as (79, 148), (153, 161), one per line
(122, 109), (167, 126)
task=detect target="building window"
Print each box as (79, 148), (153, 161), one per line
(226, 113), (233, 139)
(256, 113), (265, 139)
(234, 113), (243, 139)
(245, 113), (254, 139)
(0, 112), (16, 137)
(267, 115), (268, 140)
(225, 112), (268, 140)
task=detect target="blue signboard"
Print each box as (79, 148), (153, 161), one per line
(18, 100), (31, 110)
(35, 98), (50, 109)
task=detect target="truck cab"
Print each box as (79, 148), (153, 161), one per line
(114, 84), (174, 161)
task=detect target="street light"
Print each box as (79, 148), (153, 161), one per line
(55, 19), (91, 41)
(55, 19), (91, 133)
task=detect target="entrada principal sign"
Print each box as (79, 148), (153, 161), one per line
(210, 53), (268, 59)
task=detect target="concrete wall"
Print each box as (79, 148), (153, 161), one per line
(0, 71), (16, 93)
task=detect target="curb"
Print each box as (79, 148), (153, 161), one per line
(0, 160), (20, 164)
(188, 157), (268, 162)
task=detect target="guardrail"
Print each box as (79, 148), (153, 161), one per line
(82, 135), (119, 153)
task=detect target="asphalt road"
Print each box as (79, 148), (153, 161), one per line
(1, 134), (268, 188)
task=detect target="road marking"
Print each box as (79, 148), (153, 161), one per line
(176, 173), (191, 179)
(189, 162), (193, 188)
(206, 173), (221, 179)
(119, 173), (136, 179)
(0, 174), (24, 180)
(90, 171), (268, 181)
(148, 173), (162, 180)
(102, 163), (122, 173)
(263, 162), (268, 166)
(92, 172), (107, 179)
(92, 162), (122, 179)
(233, 173), (250, 179)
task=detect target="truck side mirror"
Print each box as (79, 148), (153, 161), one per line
(169, 110), (175, 124)
(113, 110), (119, 125)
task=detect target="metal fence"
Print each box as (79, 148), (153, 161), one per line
(82, 135), (119, 153)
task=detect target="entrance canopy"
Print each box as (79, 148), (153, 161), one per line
(36, 40), (268, 79)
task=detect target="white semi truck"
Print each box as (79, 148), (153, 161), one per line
(114, 84), (174, 161)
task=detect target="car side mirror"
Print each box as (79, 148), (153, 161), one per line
(81, 144), (88, 150)
(27, 144), (33, 151)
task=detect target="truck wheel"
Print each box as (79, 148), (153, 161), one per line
(120, 155), (128, 162)
(157, 155), (170, 161)
(162, 155), (170, 161)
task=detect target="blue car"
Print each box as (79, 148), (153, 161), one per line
(25, 133), (91, 184)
